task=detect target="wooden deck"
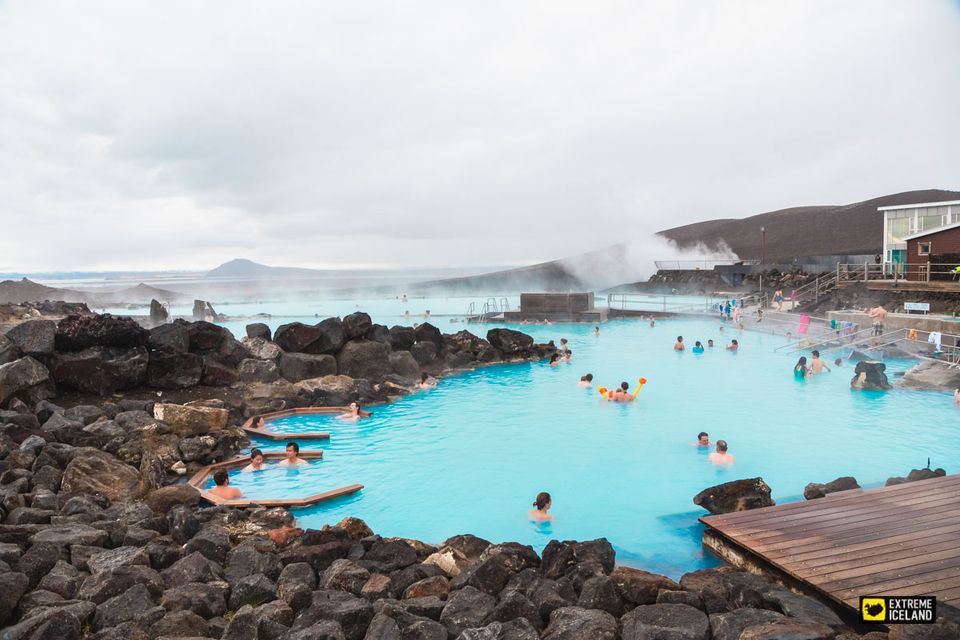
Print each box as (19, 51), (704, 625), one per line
(700, 474), (960, 611)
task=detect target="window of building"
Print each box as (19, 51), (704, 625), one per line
(918, 242), (932, 256)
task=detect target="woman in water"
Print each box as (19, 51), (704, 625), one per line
(578, 373), (594, 387)
(549, 353), (560, 367)
(794, 356), (808, 380)
(692, 341), (705, 354)
(674, 336), (685, 351)
(337, 402), (362, 421)
(242, 448), (265, 472)
(529, 492), (554, 522)
(593, 326), (600, 337)
(726, 339), (738, 351)
(419, 372), (436, 389)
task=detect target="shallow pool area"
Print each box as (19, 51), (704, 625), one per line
(241, 317), (958, 578)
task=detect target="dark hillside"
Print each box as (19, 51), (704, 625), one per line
(658, 189), (960, 262)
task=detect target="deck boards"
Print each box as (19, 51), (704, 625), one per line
(700, 474), (960, 610)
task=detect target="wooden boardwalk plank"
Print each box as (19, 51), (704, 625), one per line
(700, 474), (960, 611)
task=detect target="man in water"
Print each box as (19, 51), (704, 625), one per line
(697, 432), (710, 447)
(868, 305), (887, 336)
(578, 373), (594, 387)
(419, 373), (437, 389)
(611, 381), (635, 402)
(709, 440), (735, 466)
(593, 326), (600, 337)
(809, 350), (831, 374)
(726, 339), (738, 351)
(674, 336), (685, 351)
(337, 402), (362, 421)
(209, 470), (242, 499)
(707, 339), (714, 348)
(278, 442), (306, 467)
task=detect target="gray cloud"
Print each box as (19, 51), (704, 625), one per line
(0, 0), (958, 272)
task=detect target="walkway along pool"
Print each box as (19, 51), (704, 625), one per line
(224, 318), (960, 579)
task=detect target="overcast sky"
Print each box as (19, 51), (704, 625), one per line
(1, 1), (958, 273)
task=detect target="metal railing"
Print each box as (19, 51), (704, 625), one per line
(837, 262), (960, 284)
(776, 325), (960, 365)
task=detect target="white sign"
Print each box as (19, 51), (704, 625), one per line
(904, 302), (930, 312)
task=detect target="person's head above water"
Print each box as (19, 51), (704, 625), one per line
(420, 372), (429, 382)
(731, 340), (738, 346)
(214, 470), (229, 486)
(250, 447), (263, 461)
(695, 341), (703, 348)
(835, 358), (843, 366)
(796, 356), (807, 367)
(549, 353), (559, 363)
(620, 381), (629, 391)
(581, 373), (593, 382)
(677, 336), (683, 342)
(708, 339), (714, 347)
(285, 442), (300, 455)
(533, 492), (552, 510)
(716, 440), (728, 453)
(698, 432), (709, 445)
(812, 350), (821, 358)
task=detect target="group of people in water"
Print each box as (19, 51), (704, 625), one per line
(793, 350), (840, 379)
(207, 442), (309, 500)
(698, 432), (734, 466)
(674, 335), (739, 352)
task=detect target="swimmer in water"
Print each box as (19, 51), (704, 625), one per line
(529, 492), (554, 522)
(578, 373), (594, 387)
(649, 319), (656, 327)
(549, 354), (560, 367)
(726, 339), (738, 351)
(209, 470), (242, 499)
(707, 339), (714, 348)
(794, 356), (808, 380)
(593, 326), (600, 337)
(278, 442), (306, 467)
(709, 440), (735, 466)
(336, 402), (362, 421)
(692, 341), (705, 354)
(562, 349), (572, 362)
(612, 381), (637, 402)
(809, 350), (831, 374)
(674, 336), (685, 351)
(241, 448), (265, 472)
(697, 432), (710, 447)
(719, 325), (724, 334)
(559, 338), (568, 353)
(418, 373), (437, 389)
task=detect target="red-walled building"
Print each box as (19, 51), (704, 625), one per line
(903, 222), (960, 281)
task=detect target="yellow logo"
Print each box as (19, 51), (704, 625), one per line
(861, 598), (886, 622)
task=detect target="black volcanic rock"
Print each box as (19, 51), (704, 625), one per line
(486, 329), (533, 356)
(51, 346), (148, 395)
(246, 322), (272, 340)
(55, 314), (148, 352)
(343, 312), (373, 340)
(693, 478), (774, 515)
(274, 322), (324, 353)
(146, 347), (203, 389)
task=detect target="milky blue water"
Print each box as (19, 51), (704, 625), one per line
(212, 318), (959, 578)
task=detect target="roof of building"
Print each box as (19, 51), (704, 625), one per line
(878, 199), (960, 212)
(903, 220), (960, 241)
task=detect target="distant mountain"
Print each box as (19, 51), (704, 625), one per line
(0, 278), (87, 304)
(206, 258), (327, 279)
(0, 278), (187, 305)
(657, 189), (960, 262)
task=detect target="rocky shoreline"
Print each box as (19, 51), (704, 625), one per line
(2, 312), (958, 639)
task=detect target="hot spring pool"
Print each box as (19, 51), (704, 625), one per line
(218, 318), (959, 578)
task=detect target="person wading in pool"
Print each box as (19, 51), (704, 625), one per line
(418, 373), (437, 389)
(697, 432), (710, 448)
(337, 402), (362, 421)
(794, 356), (809, 380)
(242, 448), (265, 472)
(278, 442), (306, 466)
(578, 373), (594, 387)
(809, 350), (831, 374)
(709, 440), (735, 466)
(529, 492), (555, 522)
(209, 470), (242, 499)
(692, 341), (705, 354)
(611, 381), (636, 402)
(674, 336), (685, 351)
(549, 353), (560, 367)
(726, 339), (739, 351)
(593, 326), (600, 337)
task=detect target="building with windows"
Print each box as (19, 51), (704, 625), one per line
(903, 223), (960, 281)
(879, 200), (960, 266)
